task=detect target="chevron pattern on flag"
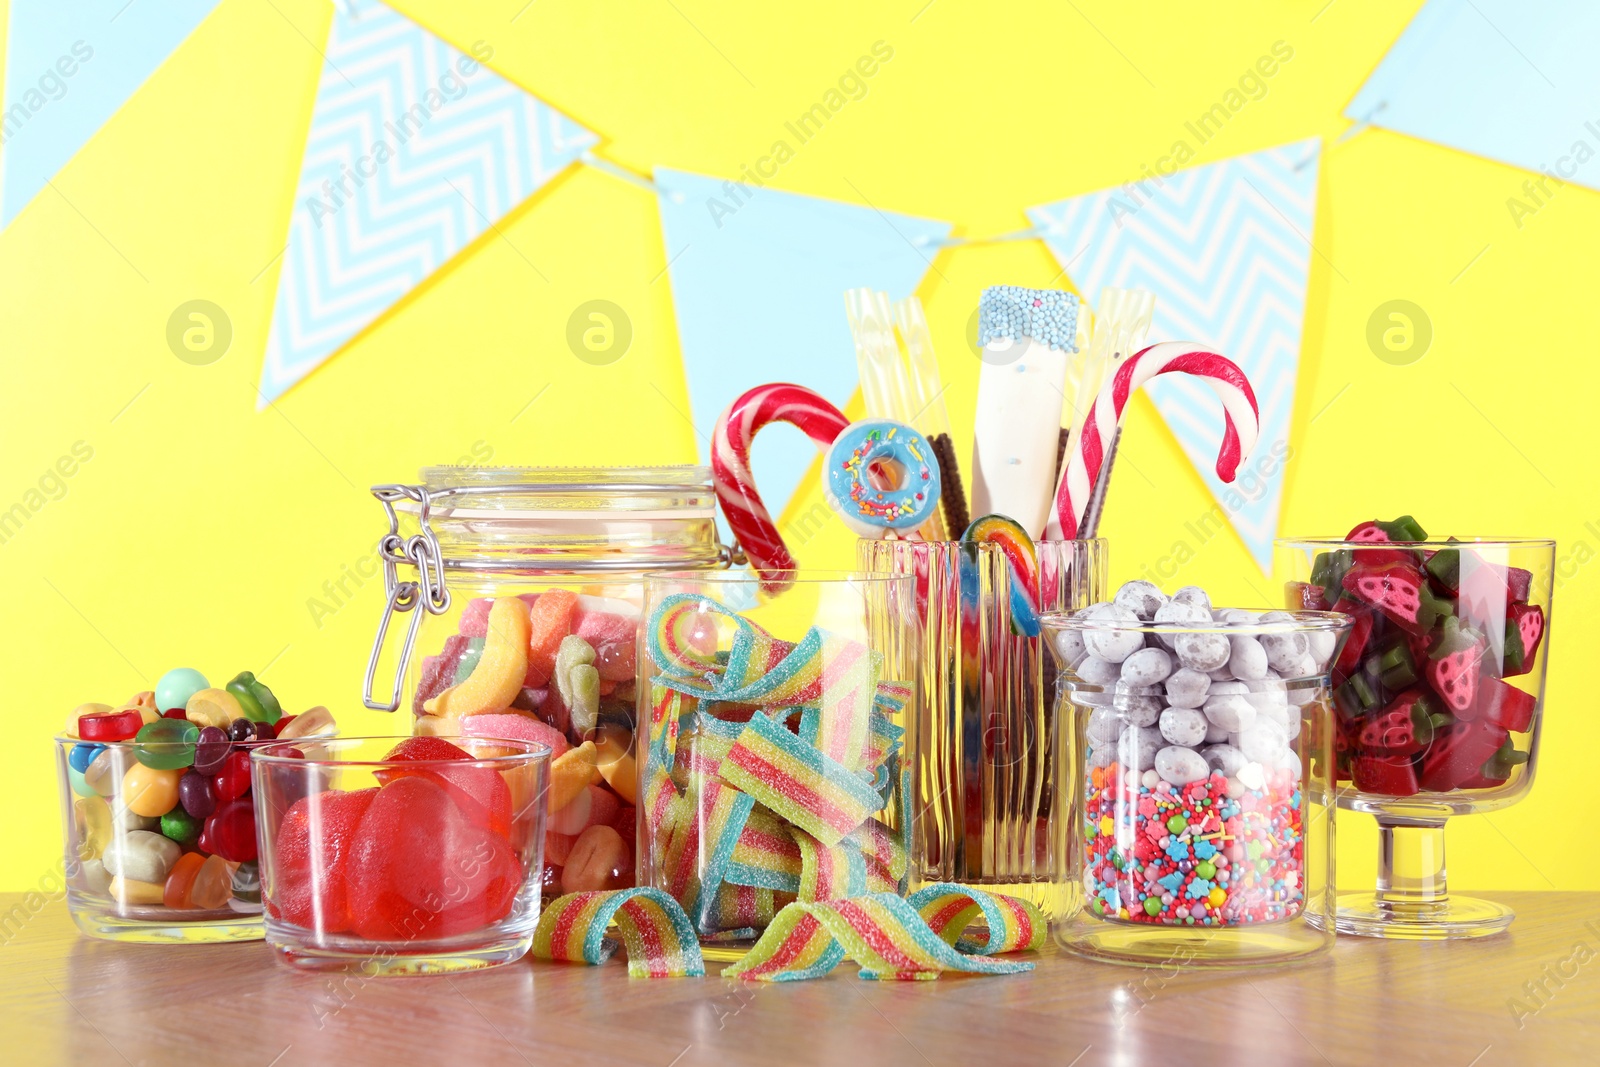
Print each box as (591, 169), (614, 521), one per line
(259, 0), (597, 402)
(1028, 138), (1320, 572)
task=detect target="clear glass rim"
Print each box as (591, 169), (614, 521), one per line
(248, 736), (551, 767)
(55, 726), (337, 749)
(1041, 608), (1352, 636)
(1276, 536), (1555, 550)
(643, 567), (916, 587)
(417, 464), (712, 490)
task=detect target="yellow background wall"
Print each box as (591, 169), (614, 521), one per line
(2, 0), (1593, 895)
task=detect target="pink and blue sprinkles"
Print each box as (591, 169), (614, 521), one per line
(1084, 763), (1303, 926)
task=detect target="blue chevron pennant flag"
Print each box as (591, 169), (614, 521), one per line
(1, 0), (222, 227)
(1347, 1), (1600, 194)
(655, 167), (951, 531)
(1028, 139), (1320, 572)
(259, 0), (596, 402)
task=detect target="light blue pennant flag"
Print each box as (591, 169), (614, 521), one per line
(258, 0), (597, 403)
(655, 167), (951, 531)
(1029, 139), (1320, 572)
(1, 0), (222, 226)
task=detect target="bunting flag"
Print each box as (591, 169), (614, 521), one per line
(1347, 1), (1600, 193)
(257, 0), (597, 402)
(1, 0), (222, 227)
(1029, 139), (1319, 572)
(656, 168), (951, 529)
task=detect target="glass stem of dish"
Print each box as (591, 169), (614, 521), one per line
(1373, 817), (1450, 911)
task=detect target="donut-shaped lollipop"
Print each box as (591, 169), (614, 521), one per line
(823, 419), (943, 539)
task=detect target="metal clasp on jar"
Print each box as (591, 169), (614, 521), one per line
(362, 484), (452, 712)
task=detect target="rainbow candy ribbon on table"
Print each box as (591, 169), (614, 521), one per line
(531, 884), (1043, 982)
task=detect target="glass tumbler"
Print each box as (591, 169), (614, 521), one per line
(253, 736), (549, 974)
(1277, 536), (1555, 939)
(1045, 608), (1348, 966)
(638, 569), (920, 959)
(859, 538), (1106, 921)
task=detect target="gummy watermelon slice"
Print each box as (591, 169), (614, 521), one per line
(1351, 753), (1420, 796)
(1424, 617), (1486, 715)
(1331, 597), (1378, 677)
(1286, 581), (1328, 611)
(1473, 678), (1538, 733)
(1503, 602), (1545, 676)
(1342, 561), (1446, 634)
(1356, 690), (1433, 757)
(1419, 721), (1508, 793)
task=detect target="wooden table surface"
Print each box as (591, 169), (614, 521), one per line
(4, 891), (1597, 1066)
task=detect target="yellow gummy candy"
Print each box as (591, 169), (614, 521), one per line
(425, 598), (531, 717)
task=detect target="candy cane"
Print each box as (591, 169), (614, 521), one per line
(1048, 343), (1259, 540)
(712, 383), (849, 588)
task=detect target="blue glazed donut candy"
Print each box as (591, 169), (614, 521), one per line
(823, 419), (942, 538)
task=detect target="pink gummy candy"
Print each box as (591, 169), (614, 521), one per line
(415, 633), (469, 713)
(459, 713), (570, 759)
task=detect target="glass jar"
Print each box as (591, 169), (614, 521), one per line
(362, 466), (726, 898)
(637, 569), (920, 960)
(1277, 536), (1555, 939)
(859, 538), (1107, 921)
(1044, 608), (1348, 966)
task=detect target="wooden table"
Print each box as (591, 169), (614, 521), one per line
(3, 892), (1597, 1065)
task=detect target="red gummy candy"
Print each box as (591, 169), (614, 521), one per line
(1356, 690), (1430, 757)
(1419, 721), (1509, 793)
(270, 787), (378, 933)
(347, 776), (523, 942)
(1351, 754), (1419, 797)
(376, 737), (513, 837)
(1504, 602), (1545, 677)
(1285, 581), (1328, 611)
(1474, 679), (1537, 733)
(1343, 561), (1442, 634)
(78, 709), (144, 742)
(1331, 598), (1377, 677)
(414, 633), (470, 714)
(213, 749), (253, 802)
(206, 797), (258, 863)
(1425, 619), (1486, 715)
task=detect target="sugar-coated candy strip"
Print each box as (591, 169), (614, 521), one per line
(793, 826), (867, 901)
(723, 892), (1037, 982)
(726, 806), (803, 892)
(851, 818), (908, 892)
(704, 883), (796, 934)
(906, 882), (1046, 956)
(643, 768), (683, 840)
(896, 763), (914, 894)
(660, 779), (755, 928)
(647, 683), (691, 762)
(673, 732), (735, 791)
(718, 711), (884, 846)
(532, 888), (705, 978)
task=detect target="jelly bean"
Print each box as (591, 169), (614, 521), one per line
(163, 851), (206, 909)
(563, 824), (631, 893)
(189, 854), (232, 909)
(184, 688), (244, 730)
(122, 763), (183, 818)
(160, 807), (200, 848)
(1155, 746), (1209, 786)
(276, 705), (334, 740)
(1171, 585), (1211, 610)
(78, 708), (143, 742)
(192, 726), (230, 775)
(1164, 667), (1211, 709)
(1158, 708), (1208, 748)
(1120, 648), (1173, 686)
(68, 766), (94, 797)
(1228, 635), (1269, 680)
(133, 717), (199, 770)
(272, 714), (297, 737)
(66, 702), (112, 738)
(77, 858), (111, 895)
(1113, 690), (1161, 727)
(102, 829), (181, 884)
(112, 806), (159, 834)
(73, 796), (111, 859)
(155, 668), (209, 713)
(1174, 631), (1230, 672)
(212, 750), (252, 802)
(227, 718), (255, 743)
(226, 670), (284, 724)
(548, 741), (601, 813)
(178, 771), (216, 820)
(110, 876), (166, 906)
(1116, 725), (1161, 770)
(206, 798), (258, 862)
(253, 720), (275, 741)
(68, 743), (103, 774)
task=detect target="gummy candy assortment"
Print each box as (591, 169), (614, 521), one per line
(262, 737), (530, 944)
(640, 593), (914, 942)
(413, 591), (639, 897)
(61, 667), (334, 918)
(1291, 518), (1544, 796)
(1054, 580), (1339, 927)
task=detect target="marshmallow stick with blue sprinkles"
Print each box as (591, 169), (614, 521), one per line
(823, 419), (944, 539)
(970, 286), (1082, 539)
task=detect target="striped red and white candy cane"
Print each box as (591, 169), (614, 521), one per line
(1049, 343), (1259, 540)
(712, 383), (849, 589)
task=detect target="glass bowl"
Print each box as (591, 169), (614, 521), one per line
(1276, 536), (1554, 938)
(252, 735), (549, 974)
